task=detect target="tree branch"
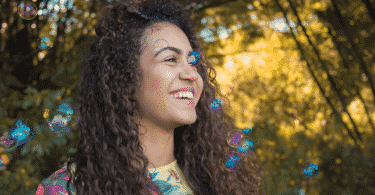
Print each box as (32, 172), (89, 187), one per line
(274, 0), (360, 146)
(325, 20), (375, 135)
(287, 0), (363, 143)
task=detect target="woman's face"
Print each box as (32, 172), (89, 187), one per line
(133, 22), (204, 131)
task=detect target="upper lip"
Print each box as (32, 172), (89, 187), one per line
(170, 87), (195, 95)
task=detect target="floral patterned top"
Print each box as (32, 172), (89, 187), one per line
(35, 160), (194, 195)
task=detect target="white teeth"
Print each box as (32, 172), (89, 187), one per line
(171, 91), (194, 99)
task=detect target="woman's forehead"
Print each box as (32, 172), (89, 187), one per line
(141, 22), (188, 52)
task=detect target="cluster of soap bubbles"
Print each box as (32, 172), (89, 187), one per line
(17, 1), (53, 52)
(224, 126), (254, 170)
(208, 97), (256, 170)
(1, 0), (79, 170)
(0, 103), (79, 171)
(13, 0), (322, 192)
(210, 97), (320, 190)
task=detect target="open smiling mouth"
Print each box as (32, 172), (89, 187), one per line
(169, 93), (195, 105)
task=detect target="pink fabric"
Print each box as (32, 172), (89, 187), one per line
(35, 184), (44, 194)
(36, 166), (71, 195)
(151, 191), (159, 195)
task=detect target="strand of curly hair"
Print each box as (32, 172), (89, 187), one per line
(64, 0), (264, 194)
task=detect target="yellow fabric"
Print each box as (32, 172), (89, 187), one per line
(147, 160), (194, 195)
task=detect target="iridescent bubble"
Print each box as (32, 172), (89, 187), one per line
(37, 37), (52, 50)
(46, 103), (79, 133)
(236, 137), (254, 156)
(188, 51), (202, 66)
(227, 129), (244, 148)
(301, 158), (320, 179)
(18, 0), (38, 20)
(0, 134), (15, 149)
(223, 151), (241, 171)
(0, 120), (35, 151)
(241, 125), (253, 136)
(208, 97), (223, 111)
(10, 121), (35, 146)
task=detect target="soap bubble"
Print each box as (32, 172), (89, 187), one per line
(9, 122), (35, 146)
(0, 120), (35, 151)
(301, 158), (320, 179)
(37, 37), (52, 50)
(0, 135), (15, 149)
(227, 129), (244, 148)
(236, 137), (254, 156)
(46, 103), (79, 133)
(223, 151), (241, 171)
(18, 0), (38, 20)
(209, 97), (223, 111)
(188, 51), (202, 66)
(241, 125), (253, 136)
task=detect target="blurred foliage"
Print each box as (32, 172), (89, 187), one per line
(0, 0), (374, 194)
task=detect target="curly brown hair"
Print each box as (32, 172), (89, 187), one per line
(64, 0), (264, 194)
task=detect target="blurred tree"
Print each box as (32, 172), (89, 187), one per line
(211, 0), (374, 194)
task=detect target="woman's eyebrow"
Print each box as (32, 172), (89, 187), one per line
(154, 46), (193, 58)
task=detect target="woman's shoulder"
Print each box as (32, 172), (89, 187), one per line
(35, 162), (77, 195)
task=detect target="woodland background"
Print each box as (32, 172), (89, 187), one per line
(0, 0), (375, 194)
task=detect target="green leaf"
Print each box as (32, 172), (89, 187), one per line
(22, 97), (35, 109)
(23, 87), (38, 94)
(68, 147), (77, 153)
(33, 144), (43, 157)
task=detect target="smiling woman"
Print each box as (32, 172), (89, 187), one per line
(133, 20), (204, 172)
(35, 0), (263, 194)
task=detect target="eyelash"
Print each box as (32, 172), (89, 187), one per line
(165, 56), (200, 67)
(165, 57), (177, 63)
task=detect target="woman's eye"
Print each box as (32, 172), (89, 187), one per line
(164, 56), (199, 68)
(165, 57), (177, 63)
